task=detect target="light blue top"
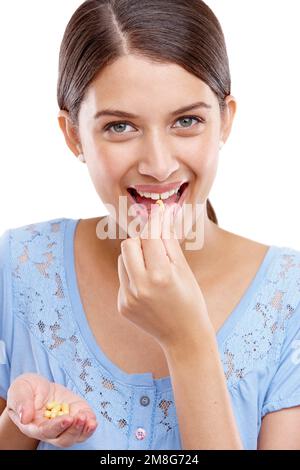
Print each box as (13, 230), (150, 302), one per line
(1, 217), (300, 450)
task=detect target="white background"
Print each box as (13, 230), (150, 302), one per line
(0, 0), (299, 249)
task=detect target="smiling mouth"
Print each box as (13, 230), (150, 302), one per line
(127, 182), (189, 209)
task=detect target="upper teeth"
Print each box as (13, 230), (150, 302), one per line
(135, 186), (181, 200)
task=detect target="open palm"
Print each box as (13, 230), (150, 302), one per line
(7, 373), (98, 448)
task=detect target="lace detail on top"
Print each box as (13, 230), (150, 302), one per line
(220, 251), (300, 388)
(8, 218), (300, 440)
(10, 219), (178, 441)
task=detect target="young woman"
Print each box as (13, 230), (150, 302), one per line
(1, 0), (300, 450)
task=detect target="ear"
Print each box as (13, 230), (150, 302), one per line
(57, 110), (82, 157)
(219, 95), (237, 145)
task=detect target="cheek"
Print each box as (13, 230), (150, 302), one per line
(197, 152), (219, 197)
(199, 150), (219, 175)
(91, 137), (137, 176)
(186, 144), (219, 177)
(87, 145), (126, 185)
(182, 128), (219, 170)
(85, 157), (123, 208)
(185, 144), (219, 202)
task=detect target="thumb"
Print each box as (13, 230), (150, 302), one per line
(7, 377), (35, 425)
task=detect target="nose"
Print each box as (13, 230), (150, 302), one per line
(138, 132), (180, 181)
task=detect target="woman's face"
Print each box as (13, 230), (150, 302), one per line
(59, 54), (236, 246)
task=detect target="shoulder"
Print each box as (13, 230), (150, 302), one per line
(220, 239), (300, 387)
(0, 217), (73, 305)
(267, 243), (300, 303)
(270, 244), (300, 339)
(5, 217), (71, 265)
(0, 217), (77, 335)
(254, 242), (300, 360)
(7, 217), (68, 245)
(230, 232), (300, 294)
(251, 242), (300, 334)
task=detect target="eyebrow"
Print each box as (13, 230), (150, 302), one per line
(93, 101), (212, 120)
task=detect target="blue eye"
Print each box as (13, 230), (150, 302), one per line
(105, 122), (132, 134)
(104, 115), (204, 135)
(174, 116), (203, 129)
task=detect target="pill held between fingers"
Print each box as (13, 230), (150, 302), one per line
(44, 410), (52, 419)
(155, 199), (165, 211)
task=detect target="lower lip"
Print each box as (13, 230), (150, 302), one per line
(126, 183), (189, 216)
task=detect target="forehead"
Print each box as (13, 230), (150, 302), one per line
(81, 55), (218, 117)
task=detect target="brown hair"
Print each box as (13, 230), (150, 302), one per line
(57, 0), (232, 225)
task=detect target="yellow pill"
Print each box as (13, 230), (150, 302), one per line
(46, 401), (60, 410)
(45, 401), (70, 419)
(51, 405), (62, 414)
(61, 403), (69, 415)
(155, 199), (165, 211)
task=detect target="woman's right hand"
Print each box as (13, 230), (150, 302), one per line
(6, 373), (98, 448)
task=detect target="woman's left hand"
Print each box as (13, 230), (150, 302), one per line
(117, 203), (213, 352)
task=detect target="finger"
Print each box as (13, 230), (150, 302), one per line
(161, 204), (176, 241)
(78, 417), (98, 442)
(38, 415), (74, 440)
(117, 254), (133, 306)
(120, 237), (146, 290)
(162, 205), (187, 265)
(70, 409), (97, 434)
(140, 237), (169, 271)
(84, 418), (98, 435)
(140, 203), (169, 271)
(68, 403), (97, 423)
(53, 414), (87, 448)
(140, 203), (163, 240)
(7, 378), (35, 425)
(118, 254), (130, 291)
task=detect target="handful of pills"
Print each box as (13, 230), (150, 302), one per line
(44, 401), (70, 419)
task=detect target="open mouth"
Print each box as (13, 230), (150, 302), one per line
(127, 182), (189, 209)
